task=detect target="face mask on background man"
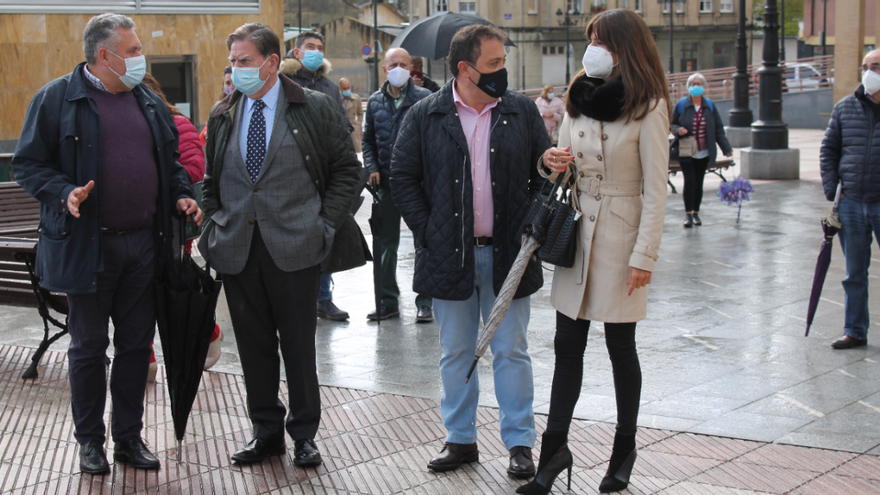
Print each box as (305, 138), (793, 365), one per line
(301, 50), (324, 71)
(547, 92), (555, 100)
(582, 44), (617, 79)
(386, 67), (411, 88)
(109, 52), (147, 89)
(231, 58), (269, 96)
(863, 69), (880, 95)
(342, 89), (352, 98)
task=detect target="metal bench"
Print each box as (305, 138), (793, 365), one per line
(667, 157), (735, 194)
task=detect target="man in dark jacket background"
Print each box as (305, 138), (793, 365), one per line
(363, 47), (433, 322)
(281, 31), (353, 321)
(820, 49), (880, 350)
(411, 57), (441, 93)
(12, 13), (199, 475)
(390, 25), (551, 479)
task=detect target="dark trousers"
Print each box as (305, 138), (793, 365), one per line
(680, 156), (710, 212)
(377, 186), (431, 309)
(66, 228), (156, 445)
(545, 312), (641, 437)
(222, 225), (322, 441)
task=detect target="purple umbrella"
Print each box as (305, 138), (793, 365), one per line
(805, 183), (842, 337)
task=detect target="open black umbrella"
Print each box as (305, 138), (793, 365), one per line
(805, 183), (842, 336)
(155, 216), (222, 458)
(365, 180), (383, 325)
(390, 12), (516, 60)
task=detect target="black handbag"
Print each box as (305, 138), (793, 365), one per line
(535, 169), (581, 268)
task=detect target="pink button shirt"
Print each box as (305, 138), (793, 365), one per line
(453, 81), (497, 238)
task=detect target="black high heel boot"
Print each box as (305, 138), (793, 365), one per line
(598, 433), (637, 493)
(515, 433), (573, 494)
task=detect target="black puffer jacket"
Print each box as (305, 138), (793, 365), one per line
(390, 81), (552, 301)
(363, 78), (432, 183)
(820, 85), (880, 203)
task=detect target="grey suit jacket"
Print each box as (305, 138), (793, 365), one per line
(200, 84), (332, 275)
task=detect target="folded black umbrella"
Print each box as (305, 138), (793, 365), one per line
(390, 12), (516, 60)
(805, 183), (842, 337)
(155, 215), (222, 459)
(365, 180), (383, 325)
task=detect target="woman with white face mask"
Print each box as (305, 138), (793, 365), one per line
(671, 73), (734, 228)
(521, 9), (671, 495)
(535, 84), (565, 145)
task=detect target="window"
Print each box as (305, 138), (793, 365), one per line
(0, 0), (259, 14)
(676, 0), (685, 12)
(459, 1), (475, 14)
(435, 0), (449, 13)
(700, 0), (713, 12)
(591, 0), (607, 13)
(529, 0), (538, 13)
(720, 0), (733, 12)
(567, 0), (584, 13)
(635, 0), (643, 12)
(681, 42), (699, 72)
(663, 0), (670, 13)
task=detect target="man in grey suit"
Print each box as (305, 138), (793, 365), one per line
(199, 23), (361, 466)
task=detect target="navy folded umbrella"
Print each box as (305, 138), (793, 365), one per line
(365, 180), (383, 325)
(805, 183), (842, 336)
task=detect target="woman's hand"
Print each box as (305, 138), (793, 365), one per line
(543, 113), (554, 119)
(542, 146), (573, 174)
(725, 151), (733, 157)
(677, 127), (688, 136)
(627, 267), (652, 296)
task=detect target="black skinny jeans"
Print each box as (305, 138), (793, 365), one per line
(680, 156), (710, 212)
(545, 312), (641, 437)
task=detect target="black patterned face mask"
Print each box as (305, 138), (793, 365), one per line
(467, 65), (508, 98)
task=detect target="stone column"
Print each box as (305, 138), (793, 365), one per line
(726, 0), (754, 147)
(832, 0), (866, 105)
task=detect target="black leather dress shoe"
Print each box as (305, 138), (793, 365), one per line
(231, 438), (286, 464)
(113, 437), (160, 470)
(692, 213), (702, 225)
(294, 439), (323, 467)
(80, 439), (110, 475)
(831, 335), (868, 349)
(427, 442), (479, 472)
(416, 305), (434, 323)
(317, 300), (349, 321)
(367, 305), (400, 321)
(508, 446), (536, 479)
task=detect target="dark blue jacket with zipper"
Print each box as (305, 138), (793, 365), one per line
(820, 85), (880, 203)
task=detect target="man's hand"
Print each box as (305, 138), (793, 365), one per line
(67, 180), (95, 218)
(543, 146), (573, 174)
(677, 127), (688, 136)
(627, 267), (652, 296)
(413, 76), (424, 87)
(176, 198), (203, 226)
(369, 172), (381, 187)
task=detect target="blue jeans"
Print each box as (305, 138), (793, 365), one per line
(318, 274), (332, 302)
(434, 246), (536, 450)
(837, 196), (880, 340)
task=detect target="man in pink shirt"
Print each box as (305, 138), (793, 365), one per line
(390, 25), (552, 479)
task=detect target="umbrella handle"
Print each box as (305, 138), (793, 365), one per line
(832, 183), (842, 214)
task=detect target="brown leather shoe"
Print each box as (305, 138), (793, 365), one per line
(831, 335), (868, 349)
(507, 446), (535, 479)
(427, 442), (479, 472)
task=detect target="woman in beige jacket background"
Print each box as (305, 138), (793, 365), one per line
(517, 9), (670, 495)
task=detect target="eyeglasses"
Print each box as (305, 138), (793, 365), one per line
(859, 63), (880, 75)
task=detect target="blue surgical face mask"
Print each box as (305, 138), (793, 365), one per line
(301, 50), (324, 71)
(231, 58), (270, 96)
(547, 92), (555, 100)
(688, 85), (704, 97)
(108, 51), (146, 89)
(341, 89), (352, 98)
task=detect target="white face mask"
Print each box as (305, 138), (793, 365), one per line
(386, 66), (410, 88)
(582, 44), (617, 79)
(863, 69), (880, 96)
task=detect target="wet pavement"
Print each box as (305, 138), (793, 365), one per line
(1, 129), (880, 492)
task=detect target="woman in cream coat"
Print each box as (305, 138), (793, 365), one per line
(517, 9), (670, 495)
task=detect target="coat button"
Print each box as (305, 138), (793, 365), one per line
(491, 148), (495, 152)
(305, 155), (310, 160)
(494, 247), (499, 252)
(253, 187), (259, 192)
(578, 131), (584, 137)
(577, 152), (583, 158)
(596, 196), (601, 201)
(503, 120), (507, 124)
(602, 134), (608, 140)
(597, 174), (603, 180)
(597, 155), (603, 161)
(590, 215), (596, 222)
(293, 129), (299, 134)
(455, 213), (459, 216)
(579, 171), (585, 177)
(248, 219), (255, 225)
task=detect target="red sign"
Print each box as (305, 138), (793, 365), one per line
(362, 45), (372, 56)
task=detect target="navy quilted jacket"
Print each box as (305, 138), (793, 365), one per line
(363, 79), (432, 184)
(389, 81), (552, 301)
(820, 85), (880, 203)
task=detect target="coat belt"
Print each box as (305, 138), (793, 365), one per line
(579, 177), (643, 197)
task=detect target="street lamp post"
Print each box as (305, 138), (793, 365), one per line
(556, 8), (582, 85)
(780, 0), (785, 61)
(659, 0), (687, 74)
(727, 0), (754, 146)
(821, 0), (827, 55)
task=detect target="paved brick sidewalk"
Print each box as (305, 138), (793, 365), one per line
(2, 346), (878, 494)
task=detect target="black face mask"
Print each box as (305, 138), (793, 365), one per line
(467, 64), (508, 97)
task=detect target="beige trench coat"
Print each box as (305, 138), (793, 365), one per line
(541, 101), (669, 323)
(343, 93), (363, 153)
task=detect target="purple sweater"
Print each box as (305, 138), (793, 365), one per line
(87, 86), (158, 230)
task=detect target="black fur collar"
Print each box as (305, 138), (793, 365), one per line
(567, 75), (625, 122)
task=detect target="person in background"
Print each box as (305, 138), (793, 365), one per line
(535, 84), (564, 145)
(670, 72), (733, 228)
(12, 13), (200, 475)
(411, 57), (441, 93)
(141, 74), (223, 378)
(819, 49), (880, 350)
(200, 66), (236, 148)
(281, 31), (353, 321)
(362, 47), (433, 323)
(339, 78), (363, 153)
